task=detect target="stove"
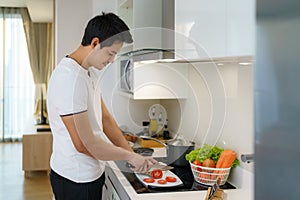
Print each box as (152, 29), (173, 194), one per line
(114, 157), (236, 194)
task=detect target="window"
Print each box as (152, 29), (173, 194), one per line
(0, 8), (35, 141)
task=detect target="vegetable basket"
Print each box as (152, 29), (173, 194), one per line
(189, 161), (231, 186)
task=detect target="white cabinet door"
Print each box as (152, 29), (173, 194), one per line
(118, 0), (163, 50)
(175, 0), (227, 60)
(226, 0), (255, 57)
(175, 0), (255, 59)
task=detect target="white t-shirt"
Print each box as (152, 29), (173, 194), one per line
(47, 57), (105, 183)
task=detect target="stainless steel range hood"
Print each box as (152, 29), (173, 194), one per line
(119, 48), (174, 62)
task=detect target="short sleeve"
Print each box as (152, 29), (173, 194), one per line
(55, 72), (88, 116)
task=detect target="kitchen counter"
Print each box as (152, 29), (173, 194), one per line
(105, 148), (253, 200)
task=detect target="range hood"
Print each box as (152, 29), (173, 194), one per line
(119, 48), (174, 62)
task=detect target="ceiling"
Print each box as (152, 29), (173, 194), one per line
(0, 0), (53, 22)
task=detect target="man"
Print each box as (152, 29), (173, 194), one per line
(47, 12), (157, 200)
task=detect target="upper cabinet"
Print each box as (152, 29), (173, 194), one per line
(118, 0), (174, 52)
(175, 0), (255, 60)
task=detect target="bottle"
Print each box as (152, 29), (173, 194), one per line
(142, 121), (150, 136)
(163, 119), (170, 139)
(148, 107), (157, 137)
(136, 121), (150, 136)
(156, 112), (164, 137)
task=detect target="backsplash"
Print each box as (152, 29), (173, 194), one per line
(162, 60), (254, 172)
(101, 58), (254, 172)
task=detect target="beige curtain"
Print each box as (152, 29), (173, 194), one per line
(20, 8), (54, 124)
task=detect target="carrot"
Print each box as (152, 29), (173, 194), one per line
(216, 149), (237, 168)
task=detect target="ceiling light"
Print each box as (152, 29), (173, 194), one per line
(239, 62), (252, 66)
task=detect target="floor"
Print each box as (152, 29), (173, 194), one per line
(0, 142), (53, 200)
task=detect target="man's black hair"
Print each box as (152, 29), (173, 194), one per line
(81, 12), (133, 47)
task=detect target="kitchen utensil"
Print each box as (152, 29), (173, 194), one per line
(139, 135), (195, 167)
(150, 162), (174, 171)
(167, 142), (195, 166)
(135, 170), (183, 188)
(133, 147), (154, 156)
(206, 178), (224, 200)
(125, 161), (173, 172)
(139, 165), (174, 177)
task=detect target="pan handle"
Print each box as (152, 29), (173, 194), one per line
(139, 136), (168, 149)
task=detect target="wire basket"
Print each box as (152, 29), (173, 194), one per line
(189, 161), (231, 186)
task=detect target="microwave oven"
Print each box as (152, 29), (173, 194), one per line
(119, 58), (133, 94)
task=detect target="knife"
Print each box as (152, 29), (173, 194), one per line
(151, 162), (174, 171)
(126, 161), (173, 172)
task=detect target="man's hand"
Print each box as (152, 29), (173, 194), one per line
(127, 153), (158, 173)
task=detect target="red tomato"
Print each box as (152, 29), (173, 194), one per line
(157, 179), (167, 184)
(165, 176), (177, 182)
(192, 160), (202, 172)
(150, 169), (163, 179)
(143, 178), (155, 183)
(193, 160), (202, 166)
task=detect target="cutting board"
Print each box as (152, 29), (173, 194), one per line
(135, 170), (183, 188)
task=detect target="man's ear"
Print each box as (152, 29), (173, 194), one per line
(91, 37), (100, 49)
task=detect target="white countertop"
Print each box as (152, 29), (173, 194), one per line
(107, 148), (254, 200)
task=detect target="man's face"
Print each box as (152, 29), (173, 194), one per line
(86, 41), (123, 70)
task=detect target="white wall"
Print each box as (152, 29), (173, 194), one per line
(55, 0), (117, 64)
(99, 61), (160, 133)
(163, 61), (254, 172)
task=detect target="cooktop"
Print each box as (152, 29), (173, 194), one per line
(114, 157), (236, 194)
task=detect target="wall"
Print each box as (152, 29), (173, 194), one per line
(99, 61), (160, 133)
(162, 60), (254, 172)
(55, 0), (117, 64)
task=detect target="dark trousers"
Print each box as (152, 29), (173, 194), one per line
(50, 169), (105, 200)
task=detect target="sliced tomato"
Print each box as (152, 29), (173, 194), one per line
(150, 169), (163, 179)
(157, 179), (167, 184)
(165, 176), (177, 182)
(143, 178), (155, 183)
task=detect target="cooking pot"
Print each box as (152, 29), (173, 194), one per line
(140, 136), (195, 167)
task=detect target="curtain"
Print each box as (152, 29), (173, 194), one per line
(0, 7), (35, 141)
(20, 8), (53, 124)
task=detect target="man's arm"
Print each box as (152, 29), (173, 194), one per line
(101, 97), (133, 152)
(61, 111), (157, 172)
(61, 114), (95, 157)
(61, 112), (133, 159)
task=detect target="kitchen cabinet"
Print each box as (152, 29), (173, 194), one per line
(102, 175), (121, 200)
(22, 131), (52, 177)
(102, 165), (130, 200)
(118, 0), (173, 52)
(175, 0), (255, 60)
